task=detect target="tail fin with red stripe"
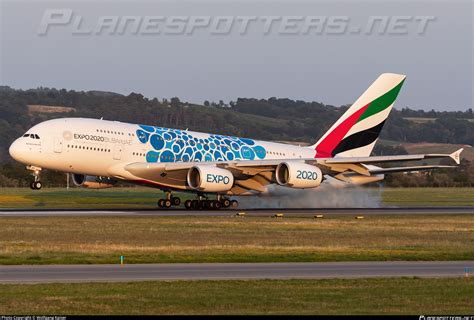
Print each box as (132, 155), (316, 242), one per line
(311, 73), (406, 158)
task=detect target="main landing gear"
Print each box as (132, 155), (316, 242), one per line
(158, 192), (238, 210)
(183, 195), (238, 210)
(27, 166), (42, 190)
(157, 191), (181, 208)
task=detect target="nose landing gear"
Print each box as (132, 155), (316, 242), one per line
(30, 181), (43, 190)
(27, 166), (42, 190)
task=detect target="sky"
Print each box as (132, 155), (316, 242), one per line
(1, 0), (472, 111)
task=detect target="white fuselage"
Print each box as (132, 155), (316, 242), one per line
(9, 118), (316, 189)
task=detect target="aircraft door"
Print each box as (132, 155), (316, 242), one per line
(54, 137), (63, 153)
(113, 144), (122, 160)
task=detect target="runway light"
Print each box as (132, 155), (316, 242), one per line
(235, 212), (246, 217)
(274, 213), (284, 218)
(354, 216), (365, 220)
(120, 255), (124, 267)
(314, 215), (324, 219)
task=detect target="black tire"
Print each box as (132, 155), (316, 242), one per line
(197, 201), (205, 210)
(34, 181), (42, 190)
(172, 197), (181, 206)
(184, 200), (192, 209)
(202, 200), (209, 210)
(30, 182), (36, 190)
(213, 200), (222, 210)
(191, 200), (199, 210)
(158, 199), (165, 208)
(164, 199), (172, 208)
(230, 200), (238, 208)
(222, 199), (231, 208)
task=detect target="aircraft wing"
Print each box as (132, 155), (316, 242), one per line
(122, 148), (463, 194)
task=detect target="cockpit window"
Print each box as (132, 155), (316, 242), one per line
(23, 134), (40, 139)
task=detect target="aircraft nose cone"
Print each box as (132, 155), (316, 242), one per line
(9, 139), (25, 163)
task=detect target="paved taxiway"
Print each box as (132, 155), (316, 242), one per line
(1, 207), (473, 217)
(1, 261), (472, 283)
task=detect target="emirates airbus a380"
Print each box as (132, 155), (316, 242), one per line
(8, 73), (462, 209)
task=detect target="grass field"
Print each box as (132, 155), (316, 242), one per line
(0, 187), (473, 209)
(1, 215), (473, 265)
(0, 187), (164, 209)
(1, 278), (472, 314)
(381, 188), (474, 207)
(1, 189), (472, 315)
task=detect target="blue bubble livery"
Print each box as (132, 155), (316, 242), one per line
(136, 125), (267, 163)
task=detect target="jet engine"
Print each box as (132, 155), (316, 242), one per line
(275, 162), (323, 189)
(71, 174), (117, 189)
(187, 166), (234, 192)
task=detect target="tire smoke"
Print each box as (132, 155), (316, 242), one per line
(236, 183), (382, 208)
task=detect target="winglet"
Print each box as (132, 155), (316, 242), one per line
(450, 148), (463, 165)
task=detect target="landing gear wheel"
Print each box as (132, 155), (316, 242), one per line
(171, 197), (181, 206)
(230, 200), (238, 209)
(158, 199), (166, 208)
(164, 199), (172, 208)
(213, 200), (222, 210)
(191, 200), (199, 210)
(202, 200), (210, 210)
(221, 198), (231, 208)
(30, 181), (42, 190)
(184, 200), (192, 209)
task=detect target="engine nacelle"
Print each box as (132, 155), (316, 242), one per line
(275, 162), (323, 189)
(71, 174), (117, 189)
(187, 166), (234, 192)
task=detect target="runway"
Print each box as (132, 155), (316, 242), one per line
(1, 261), (472, 283)
(0, 206), (473, 216)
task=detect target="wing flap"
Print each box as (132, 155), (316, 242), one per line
(324, 153), (446, 165)
(368, 165), (456, 174)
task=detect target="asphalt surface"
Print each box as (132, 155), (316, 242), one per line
(1, 261), (472, 283)
(0, 207), (473, 216)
